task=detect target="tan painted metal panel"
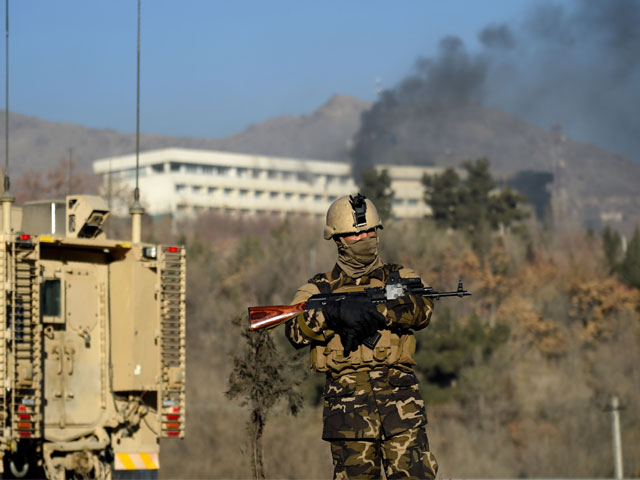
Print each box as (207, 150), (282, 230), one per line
(110, 252), (161, 391)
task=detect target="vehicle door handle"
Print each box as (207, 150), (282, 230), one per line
(52, 345), (62, 375)
(64, 345), (75, 375)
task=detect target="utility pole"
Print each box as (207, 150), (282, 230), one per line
(609, 396), (624, 479)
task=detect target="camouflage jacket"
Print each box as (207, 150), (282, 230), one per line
(285, 263), (432, 439)
(285, 263), (433, 365)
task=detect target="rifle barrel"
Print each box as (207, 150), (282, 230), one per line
(423, 290), (471, 299)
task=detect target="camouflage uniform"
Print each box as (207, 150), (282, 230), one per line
(286, 263), (438, 479)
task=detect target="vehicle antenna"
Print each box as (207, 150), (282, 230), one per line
(1, 0), (14, 234)
(67, 147), (73, 196)
(3, 0), (7, 187)
(130, 0), (144, 243)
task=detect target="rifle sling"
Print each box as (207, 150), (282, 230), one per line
(296, 313), (332, 342)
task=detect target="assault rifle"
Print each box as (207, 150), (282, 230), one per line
(248, 272), (471, 348)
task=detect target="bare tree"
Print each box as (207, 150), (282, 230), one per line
(226, 317), (304, 479)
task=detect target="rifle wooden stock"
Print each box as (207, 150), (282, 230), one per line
(248, 302), (308, 331)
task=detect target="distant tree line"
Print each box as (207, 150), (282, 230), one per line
(358, 158), (528, 230)
(358, 158), (640, 291)
(357, 158), (529, 258)
(421, 158), (528, 233)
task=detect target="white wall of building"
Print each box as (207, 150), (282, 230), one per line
(93, 148), (441, 219)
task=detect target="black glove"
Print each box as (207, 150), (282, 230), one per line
(323, 295), (386, 354)
(324, 302), (359, 354)
(341, 295), (386, 339)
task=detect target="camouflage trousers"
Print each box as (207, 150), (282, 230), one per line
(322, 367), (437, 479)
(329, 427), (438, 479)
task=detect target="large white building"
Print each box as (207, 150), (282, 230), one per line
(92, 148), (442, 219)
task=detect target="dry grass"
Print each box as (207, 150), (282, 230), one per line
(155, 215), (640, 478)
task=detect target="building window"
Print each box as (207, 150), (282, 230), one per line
(121, 168), (136, 179)
(175, 184), (186, 193)
(284, 192), (293, 200)
(151, 163), (164, 173)
(185, 164), (198, 174)
(300, 193), (308, 201)
(255, 190), (264, 198)
(239, 189), (249, 197)
(202, 166), (214, 175)
(393, 198), (404, 206)
(192, 185), (201, 194)
(328, 196), (337, 202)
(252, 169), (261, 178)
(267, 170), (278, 179)
(408, 199), (418, 206)
(237, 168), (248, 178)
(270, 192), (279, 199)
(282, 172), (293, 181)
(224, 188), (233, 196)
(208, 187), (217, 195)
(170, 162), (181, 172)
(314, 194), (323, 202)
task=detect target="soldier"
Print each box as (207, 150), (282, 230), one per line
(285, 193), (438, 479)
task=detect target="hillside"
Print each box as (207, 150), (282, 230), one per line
(0, 94), (638, 232)
(0, 94), (369, 175)
(215, 94), (370, 161)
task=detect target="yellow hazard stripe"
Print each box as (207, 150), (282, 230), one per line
(115, 453), (159, 470)
(139, 453), (157, 470)
(116, 453), (136, 470)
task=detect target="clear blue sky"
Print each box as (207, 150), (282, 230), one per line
(4, 0), (540, 139)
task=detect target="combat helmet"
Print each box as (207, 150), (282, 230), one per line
(323, 193), (383, 240)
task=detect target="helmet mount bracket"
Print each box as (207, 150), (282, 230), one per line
(349, 193), (368, 228)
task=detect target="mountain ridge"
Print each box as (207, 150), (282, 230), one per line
(0, 94), (638, 231)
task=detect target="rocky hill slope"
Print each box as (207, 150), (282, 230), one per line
(0, 94), (638, 232)
(0, 94), (369, 174)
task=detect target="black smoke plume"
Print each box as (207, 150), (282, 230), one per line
(351, 0), (640, 174)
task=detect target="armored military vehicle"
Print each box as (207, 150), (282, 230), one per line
(0, 194), (186, 479)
